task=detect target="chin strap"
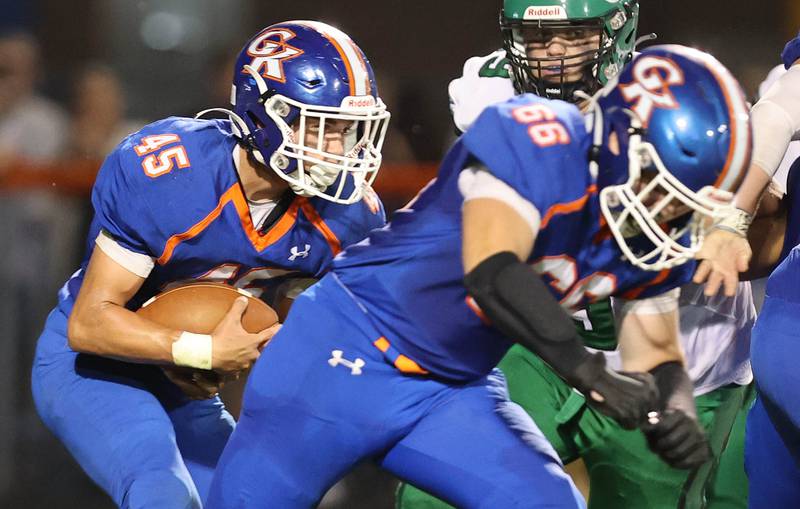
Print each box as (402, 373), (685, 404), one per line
(576, 89), (605, 181)
(634, 33), (658, 50)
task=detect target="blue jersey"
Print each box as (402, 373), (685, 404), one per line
(58, 117), (385, 315)
(767, 156), (800, 301)
(333, 94), (692, 381)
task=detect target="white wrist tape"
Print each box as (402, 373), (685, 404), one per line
(712, 207), (754, 238)
(172, 332), (213, 370)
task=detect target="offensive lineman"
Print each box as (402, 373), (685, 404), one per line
(399, 2), (755, 508)
(207, 45), (750, 508)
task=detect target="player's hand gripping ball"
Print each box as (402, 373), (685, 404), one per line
(137, 283), (278, 399)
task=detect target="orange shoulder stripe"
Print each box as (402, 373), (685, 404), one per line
(293, 21), (355, 96)
(298, 198), (342, 256)
(158, 185), (240, 265)
(157, 185), (299, 265)
(540, 184), (598, 230)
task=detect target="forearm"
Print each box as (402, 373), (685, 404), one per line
(732, 60), (800, 214)
(732, 162), (773, 215)
(464, 252), (592, 386)
(68, 302), (179, 364)
(743, 202), (787, 280)
(744, 65), (800, 199)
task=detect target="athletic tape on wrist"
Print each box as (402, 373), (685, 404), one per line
(712, 207), (753, 237)
(172, 331), (213, 370)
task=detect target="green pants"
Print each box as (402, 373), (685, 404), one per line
(396, 346), (753, 509)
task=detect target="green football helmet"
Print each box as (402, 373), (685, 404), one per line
(501, 0), (639, 101)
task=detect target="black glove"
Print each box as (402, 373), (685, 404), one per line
(643, 409), (710, 469)
(642, 361), (711, 469)
(570, 352), (660, 430)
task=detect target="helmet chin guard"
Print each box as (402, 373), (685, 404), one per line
(261, 90), (389, 204)
(598, 129), (736, 271)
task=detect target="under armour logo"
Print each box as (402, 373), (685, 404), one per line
(619, 56), (685, 127)
(288, 244), (311, 261)
(328, 350), (365, 375)
(246, 28), (304, 83)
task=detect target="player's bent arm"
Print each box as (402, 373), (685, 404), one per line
(694, 61), (800, 295)
(736, 60), (800, 212)
(616, 291), (710, 468)
(68, 245), (179, 364)
(69, 237), (273, 372)
(460, 166), (657, 428)
(743, 192), (787, 280)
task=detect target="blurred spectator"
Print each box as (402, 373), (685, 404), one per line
(208, 46), (239, 109)
(0, 30), (83, 503)
(0, 30), (68, 168)
(68, 63), (146, 159)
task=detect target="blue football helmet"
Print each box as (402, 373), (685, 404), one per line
(201, 21), (390, 204)
(586, 44), (751, 270)
(782, 30), (800, 69)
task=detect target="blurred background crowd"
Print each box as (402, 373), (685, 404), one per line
(0, 1), (797, 507)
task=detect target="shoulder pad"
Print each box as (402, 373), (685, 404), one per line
(99, 117), (237, 251)
(114, 117), (234, 184)
(461, 94), (591, 214)
(306, 188), (387, 252)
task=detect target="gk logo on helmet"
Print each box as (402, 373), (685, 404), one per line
(246, 28), (304, 84)
(620, 56), (685, 127)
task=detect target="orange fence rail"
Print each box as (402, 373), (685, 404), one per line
(0, 160), (439, 199)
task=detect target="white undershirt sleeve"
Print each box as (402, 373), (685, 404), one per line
(751, 65), (800, 178)
(95, 231), (155, 278)
(458, 166), (541, 237)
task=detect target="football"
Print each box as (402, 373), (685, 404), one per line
(137, 283), (279, 399)
(136, 282), (278, 334)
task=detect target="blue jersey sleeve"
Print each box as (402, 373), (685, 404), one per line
(779, 157), (800, 261)
(306, 187), (387, 277)
(339, 187), (386, 248)
(91, 117), (238, 259)
(460, 94), (592, 215)
(91, 149), (154, 255)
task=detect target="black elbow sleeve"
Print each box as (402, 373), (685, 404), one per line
(464, 251), (591, 380)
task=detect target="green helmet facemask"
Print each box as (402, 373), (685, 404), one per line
(501, 0), (639, 102)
